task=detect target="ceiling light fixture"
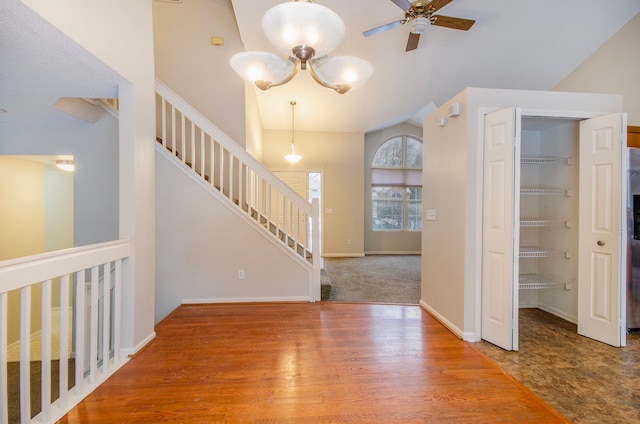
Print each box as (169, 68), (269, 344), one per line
(284, 101), (302, 163)
(56, 159), (75, 172)
(230, 0), (373, 94)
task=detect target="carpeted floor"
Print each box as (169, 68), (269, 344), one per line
(7, 359), (76, 423)
(323, 255), (420, 304)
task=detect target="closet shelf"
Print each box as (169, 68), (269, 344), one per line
(520, 247), (568, 258)
(520, 188), (569, 196)
(521, 157), (571, 165)
(519, 273), (567, 290)
(520, 219), (567, 227)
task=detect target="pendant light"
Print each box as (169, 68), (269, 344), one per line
(284, 101), (302, 163)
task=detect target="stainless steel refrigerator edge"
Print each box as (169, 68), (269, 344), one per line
(627, 147), (640, 331)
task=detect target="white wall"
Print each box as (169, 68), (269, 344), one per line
(262, 129), (365, 257)
(364, 122), (423, 254)
(153, 0), (247, 146)
(0, 118), (118, 247)
(155, 152), (310, 322)
(554, 13), (640, 126)
(22, 0), (157, 353)
(0, 156), (73, 346)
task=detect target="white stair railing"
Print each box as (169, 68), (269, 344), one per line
(0, 240), (130, 424)
(155, 80), (321, 301)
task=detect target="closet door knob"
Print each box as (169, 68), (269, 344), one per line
(597, 240), (605, 246)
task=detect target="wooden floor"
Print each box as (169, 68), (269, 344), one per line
(59, 303), (568, 423)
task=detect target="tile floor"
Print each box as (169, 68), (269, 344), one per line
(473, 308), (640, 424)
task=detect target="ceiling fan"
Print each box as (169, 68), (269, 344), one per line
(363, 0), (475, 51)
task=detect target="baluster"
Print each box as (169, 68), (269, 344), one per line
(59, 274), (70, 408)
(0, 292), (8, 424)
(74, 270), (86, 394)
(89, 266), (99, 383)
(41, 279), (52, 419)
(266, 184), (272, 234)
(229, 154), (234, 201)
(190, 122), (196, 169)
(219, 146), (225, 195)
(161, 98), (167, 149)
(181, 113), (186, 163)
(239, 161), (244, 211)
(209, 137), (215, 188)
(113, 259), (122, 364)
(19, 285), (31, 423)
(275, 192), (281, 240)
(102, 264), (111, 374)
(200, 130), (205, 181)
(284, 198), (290, 246)
(171, 105), (176, 155)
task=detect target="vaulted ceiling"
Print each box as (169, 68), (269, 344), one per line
(230, 0), (640, 133)
(2, 0), (639, 134)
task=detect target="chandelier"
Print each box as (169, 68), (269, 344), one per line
(230, 0), (373, 94)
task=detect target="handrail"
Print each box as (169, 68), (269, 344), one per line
(155, 80), (311, 216)
(0, 239), (130, 294)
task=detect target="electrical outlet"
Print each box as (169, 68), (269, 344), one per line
(347, 239), (352, 245)
(238, 269), (245, 280)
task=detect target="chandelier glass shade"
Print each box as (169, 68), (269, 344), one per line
(230, 0), (372, 94)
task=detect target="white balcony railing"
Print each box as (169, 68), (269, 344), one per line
(0, 240), (130, 424)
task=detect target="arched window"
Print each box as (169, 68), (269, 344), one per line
(371, 135), (423, 231)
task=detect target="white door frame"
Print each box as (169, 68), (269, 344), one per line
(271, 168), (325, 256)
(475, 108), (626, 347)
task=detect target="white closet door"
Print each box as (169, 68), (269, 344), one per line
(481, 107), (521, 351)
(578, 113), (626, 347)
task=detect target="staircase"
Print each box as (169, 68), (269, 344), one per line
(155, 80), (321, 301)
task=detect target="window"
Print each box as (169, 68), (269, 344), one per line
(371, 135), (423, 231)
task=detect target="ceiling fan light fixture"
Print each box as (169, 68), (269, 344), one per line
(409, 17), (430, 34)
(262, 1), (345, 59)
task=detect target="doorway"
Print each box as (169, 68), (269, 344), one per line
(480, 110), (626, 350)
(272, 170), (323, 252)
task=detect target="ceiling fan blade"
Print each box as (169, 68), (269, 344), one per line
(406, 32), (420, 51)
(427, 0), (454, 13)
(363, 20), (404, 37)
(390, 0), (412, 11)
(430, 15), (475, 31)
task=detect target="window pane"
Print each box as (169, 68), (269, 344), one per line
(407, 187), (422, 200)
(406, 200), (422, 231)
(372, 200), (403, 230)
(372, 186), (404, 200)
(372, 137), (402, 168)
(405, 137), (423, 168)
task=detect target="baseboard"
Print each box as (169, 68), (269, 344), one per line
(535, 303), (577, 324)
(121, 331), (156, 357)
(364, 251), (421, 255)
(182, 296), (310, 304)
(419, 300), (477, 342)
(322, 253), (365, 258)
